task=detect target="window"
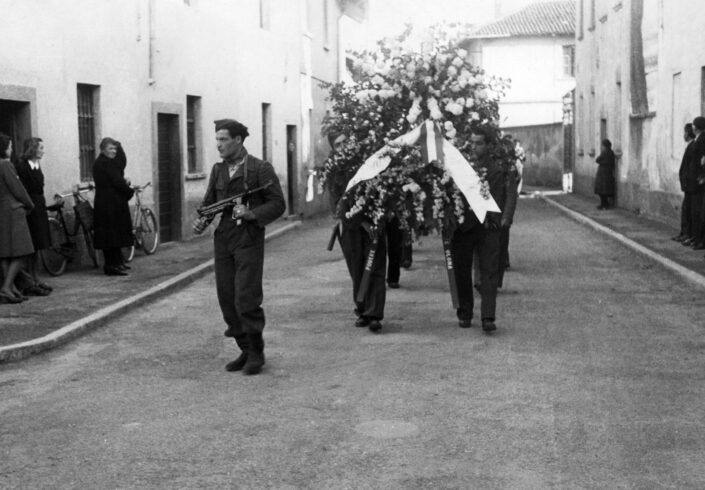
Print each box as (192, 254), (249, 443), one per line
(323, 0), (330, 48)
(562, 45), (575, 77)
(186, 95), (201, 173)
(77, 84), (99, 181)
(578, 0), (584, 39)
(261, 103), (272, 162)
(259, 0), (270, 29)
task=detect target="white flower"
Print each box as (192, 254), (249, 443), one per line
(427, 97), (443, 120)
(465, 97), (474, 108)
(354, 90), (369, 102)
(447, 65), (458, 77)
(445, 102), (464, 116)
(457, 48), (468, 59)
(470, 111), (480, 121)
(371, 74), (385, 86)
(424, 76), (433, 85)
(452, 56), (464, 67)
(476, 89), (489, 100)
(446, 127), (457, 139)
(443, 121), (454, 130)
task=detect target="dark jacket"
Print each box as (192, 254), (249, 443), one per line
(0, 158), (35, 258)
(688, 133), (705, 194)
(92, 153), (134, 249)
(201, 152), (286, 228)
(594, 148), (616, 196)
(14, 158), (51, 249)
(457, 156), (518, 233)
(679, 140), (695, 192)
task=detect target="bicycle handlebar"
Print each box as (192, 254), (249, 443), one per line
(54, 184), (94, 200)
(132, 182), (152, 192)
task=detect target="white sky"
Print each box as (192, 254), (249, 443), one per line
(345, 0), (550, 49)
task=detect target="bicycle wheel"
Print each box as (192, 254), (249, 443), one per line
(82, 225), (99, 268)
(41, 217), (68, 276)
(138, 208), (159, 254)
(122, 243), (135, 263)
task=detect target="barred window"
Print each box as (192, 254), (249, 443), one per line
(77, 84), (99, 181)
(186, 95), (202, 173)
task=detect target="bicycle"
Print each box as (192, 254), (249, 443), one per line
(41, 184), (99, 276)
(122, 182), (159, 262)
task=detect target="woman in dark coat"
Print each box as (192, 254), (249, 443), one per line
(594, 138), (616, 210)
(0, 134), (35, 303)
(93, 138), (134, 276)
(15, 137), (53, 293)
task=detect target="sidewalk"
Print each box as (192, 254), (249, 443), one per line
(537, 190), (705, 289)
(0, 218), (301, 362)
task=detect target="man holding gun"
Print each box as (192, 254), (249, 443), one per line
(194, 119), (285, 375)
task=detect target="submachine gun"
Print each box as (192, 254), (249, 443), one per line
(196, 180), (273, 225)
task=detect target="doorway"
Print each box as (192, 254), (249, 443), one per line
(0, 99), (32, 160)
(157, 113), (182, 242)
(286, 125), (297, 215)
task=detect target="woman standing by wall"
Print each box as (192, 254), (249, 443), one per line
(15, 137), (53, 294)
(92, 138), (134, 276)
(594, 139), (616, 210)
(0, 134), (35, 303)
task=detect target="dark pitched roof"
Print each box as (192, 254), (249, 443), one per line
(468, 1), (575, 38)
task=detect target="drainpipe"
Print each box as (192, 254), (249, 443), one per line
(148, 0), (156, 85)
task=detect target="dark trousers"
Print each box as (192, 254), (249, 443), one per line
(340, 224), (386, 320)
(385, 218), (403, 284)
(680, 194), (692, 237)
(599, 194), (610, 208)
(690, 193), (705, 244)
(214, 222), (265, 336)
(498, 226), (511, 288)
(452, 227), (500, 321)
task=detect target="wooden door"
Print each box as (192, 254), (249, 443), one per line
(157, 114), (182, 242)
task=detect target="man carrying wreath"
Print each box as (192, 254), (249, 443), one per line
(452, 127), (518, 333)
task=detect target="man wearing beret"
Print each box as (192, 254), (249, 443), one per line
(194, 119), (285, 375)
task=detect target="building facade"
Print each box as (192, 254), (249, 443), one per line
(574, 0), (705, 224)
(0, 0), (364, 246)
(462, 0), (576, 187)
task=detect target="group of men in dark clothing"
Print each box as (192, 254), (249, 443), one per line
(674, 116), (705, 255)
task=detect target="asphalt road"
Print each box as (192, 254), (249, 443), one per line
(2, 198), (705, 489)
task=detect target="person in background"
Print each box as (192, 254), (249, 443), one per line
(688, 117), (705, 251)
(514, 139), (526, 195)
(0, 134), (35, 303)
(594, 139), (616, 210)
(673, 123), (696, 243)
(92, 138), (134, 276)
(14, 137), (52, 296)
(385, 217), (404, 289)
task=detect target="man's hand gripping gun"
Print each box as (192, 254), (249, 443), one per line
(193, 180), (272, 235)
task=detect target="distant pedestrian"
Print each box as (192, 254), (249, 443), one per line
(0, 134), (35, 304)
(92, 138), (135, 276)
(14, 137), (53, 295)
(594, 139), (616, 210)
(673, 123), (696, 243)
(688, 117), (705, 251)
(193, 119), (285, 375)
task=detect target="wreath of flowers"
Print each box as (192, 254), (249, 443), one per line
(321, 25), (514, 238)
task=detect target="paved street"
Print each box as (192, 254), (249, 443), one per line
(2, 197), (705, 489)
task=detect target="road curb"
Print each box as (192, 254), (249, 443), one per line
(0, 220), (302, 363)
(538, 194), (705, 290)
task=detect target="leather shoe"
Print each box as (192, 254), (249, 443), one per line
(458, 319), (472, 328)
(225, 352), (248, 372)
(387, 282), (400, 289)
(354, 316), (370, 328)
(682, 238), (695, 246)
(671, 234), (686, 242)
(117, 264), (131, 271)
(23, 285), (50, 296)
(104, 266), (128, 276)
(368, 319), (382, 333)
(481, 319), (497, 333)
(37, 281), (53, 291)
(692, 242), (705, 250)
